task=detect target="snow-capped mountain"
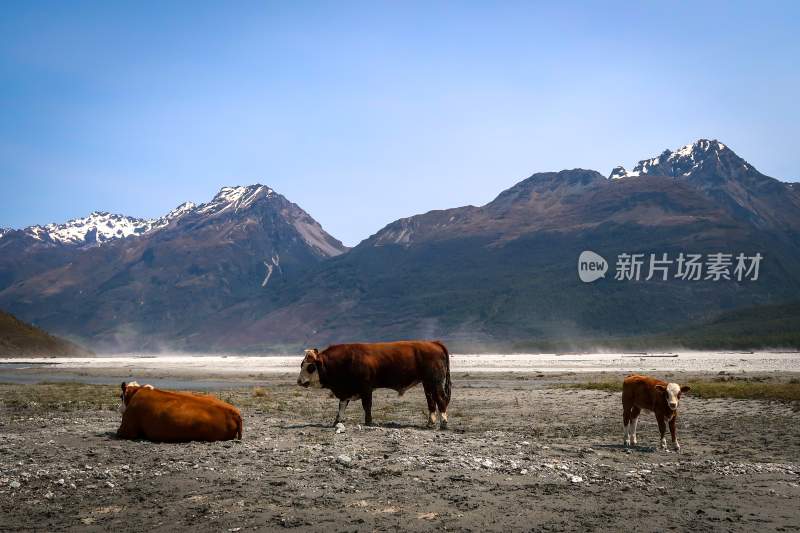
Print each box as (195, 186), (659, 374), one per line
(1, 184), (346, 255)
(157, 201), (197, 226)
(196, 185), (274, 216)
(0, 183), (348, 351)
(609, 138), (800, 229)
(224, 138), (800, 352)
(609, 139), (744, 179)
(5, 202), (196, 247)
(3, 142), (798, 353)
(23, 212), (162, 246)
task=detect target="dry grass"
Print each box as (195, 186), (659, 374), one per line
(0, 382), (120, 411)
(555, 379), (800, 402)
(0, 382), (291, 414)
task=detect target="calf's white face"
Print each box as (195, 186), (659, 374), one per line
(297, 349), (321, 388)
(657, 382), (690, 410)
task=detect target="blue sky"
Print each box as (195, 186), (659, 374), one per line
(2, 1), (799, 246)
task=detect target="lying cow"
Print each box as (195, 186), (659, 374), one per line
(117, 381), (242, 442)
(622, 374), (690, 452)
(296, 341), (451, 428)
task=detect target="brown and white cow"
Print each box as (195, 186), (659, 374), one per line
(622, 374), (690, 452)
(117, 382), (242, 442)
(296, 341), (451, 428)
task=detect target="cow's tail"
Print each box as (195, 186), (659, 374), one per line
(434, 341), (451, 405)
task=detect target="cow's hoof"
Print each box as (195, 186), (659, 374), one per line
(623, 440), (630, 448)
(439, 421), (448, 431)
(364, 421), (374, 427)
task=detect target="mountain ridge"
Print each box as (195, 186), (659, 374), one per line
(1, 139), (798, 352)
(208, 139), (800, 351)
(1, 184), (348, 257)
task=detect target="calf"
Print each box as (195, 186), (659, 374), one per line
(117, 382), (242, 442)
(622, 374), (690, 452)
(296, 340), (451, 428)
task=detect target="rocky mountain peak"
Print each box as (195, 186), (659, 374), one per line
(195, 184), (275, 217)
(610, 139), (747, 180)
(0, 185), (282, 247)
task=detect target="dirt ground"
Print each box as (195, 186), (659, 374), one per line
(1, 371), (799, 532)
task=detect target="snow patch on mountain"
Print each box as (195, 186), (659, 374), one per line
(154, 201), (196, 228)
(196, 185), (274, 216)
(27, 212), (156, 245)
(610, 139), (730, 180)
(2, 183), (346, 257)
(9, 200), (198, 246)
(261, 254), (282, 287)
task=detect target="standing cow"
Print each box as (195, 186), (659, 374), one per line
(622, 374), (690, 452)
(117, 382), (243, 442)
(296, 341), (451, 428)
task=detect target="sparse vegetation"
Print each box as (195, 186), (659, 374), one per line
(0, 382), (119, 411)
(555, 378), (800, 402)
(510, 302), (800, 353)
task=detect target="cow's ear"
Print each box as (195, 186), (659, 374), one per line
(680, 385), (690, 393)
(654, 384), (666, 392)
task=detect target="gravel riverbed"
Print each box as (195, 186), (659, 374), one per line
(1, 372), (798, 531)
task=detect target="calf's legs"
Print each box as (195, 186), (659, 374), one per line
(657, 414), (668, 450)
(629, 406), (641, 445)
(669, 416), (680, 452)
(623, 405), (641, 447)
(623, 404), (631, 446)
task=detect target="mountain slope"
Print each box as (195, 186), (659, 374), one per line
(215, 140), (800, 351)
(0, 185), (347, 351)
(2, 140), (798, 352)
(0, 310), (93, 356)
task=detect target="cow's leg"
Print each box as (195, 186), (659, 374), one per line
(434, 381), (448, 430)
(657, 414), (668, 450)
(669, 415), (680, 452)
(423, 383), (437, 427)
(116, 416), (139, 440)
(333, 399), (349, 426)
(361, 391), (374, 426)
(623, 404), (632, 447)
(630, 406), (641, 446)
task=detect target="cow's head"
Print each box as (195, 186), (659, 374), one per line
(118, 381), (153, 414)
(297, 348), (321, 388)
(655, 382), (690, 411)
